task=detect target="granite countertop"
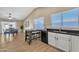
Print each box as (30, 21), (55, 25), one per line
(47, 29), (79, 36)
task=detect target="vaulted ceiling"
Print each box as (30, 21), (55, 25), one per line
(0, 7), (76, 21)
(0, 7), (36, 21)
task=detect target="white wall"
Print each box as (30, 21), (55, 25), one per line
(24, 19), (33, 31)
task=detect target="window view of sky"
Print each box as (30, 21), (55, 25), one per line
(63, 8), (79, 27)
(34, 17), (44, 29)
(63, 8), (78, 19)
(51, 13), (61, 27)
(51, 8), (79, 28)
(51, 13), (61, 23)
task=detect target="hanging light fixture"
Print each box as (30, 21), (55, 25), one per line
(8, 13), (12, 20)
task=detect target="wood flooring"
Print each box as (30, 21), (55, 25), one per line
(0, 33), (61, 52)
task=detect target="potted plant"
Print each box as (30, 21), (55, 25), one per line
(20, 24), (24, 32)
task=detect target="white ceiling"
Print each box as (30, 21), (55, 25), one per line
(0, 7), (36, 21)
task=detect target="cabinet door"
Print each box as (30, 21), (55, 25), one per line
(72, 36), (79, 52)
(57, 34), (71, 51)
(48, 32), (56, 46)
(41, 31), (48, 44)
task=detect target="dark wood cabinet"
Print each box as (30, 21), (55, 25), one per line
(25, 30), (48, 45)
(25, 30), (32, 45)
(41, 31), (48, 44)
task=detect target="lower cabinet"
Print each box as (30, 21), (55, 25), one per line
(48, 32), (79, 52)
(48, 32), (56, 47)
(57, 34), (71, 52)
(71, 36), (79, 52)
(48, 32), (71, 52)
(41, 31), (48, 44)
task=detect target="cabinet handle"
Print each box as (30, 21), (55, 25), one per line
(54, 37), (56, 39)
(56, 37), (58, 40)
(54, 37), (58, 40)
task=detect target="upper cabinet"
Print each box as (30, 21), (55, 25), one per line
(62, 8), (79, 30)
(33, 17), (44, 30)
(51, 13), (62, 29)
